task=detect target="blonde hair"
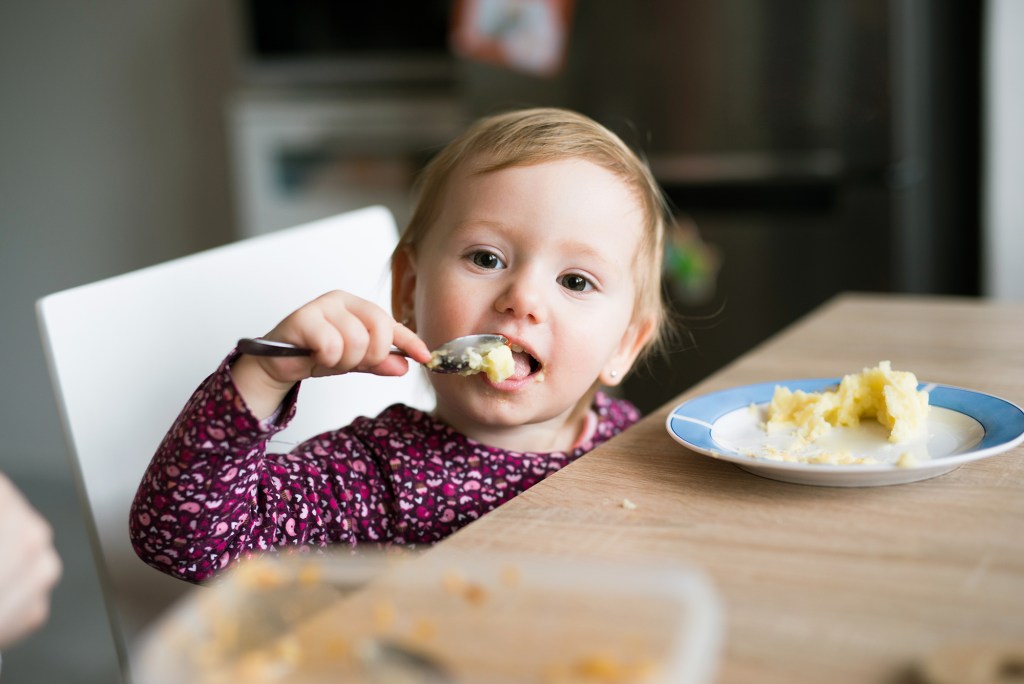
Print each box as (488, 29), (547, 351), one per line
(394, 107), (670, 364)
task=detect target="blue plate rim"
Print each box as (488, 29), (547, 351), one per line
(664, 379), (1024, 472)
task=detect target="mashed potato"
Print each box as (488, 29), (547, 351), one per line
(766, 361), (929, 444)
(470, 344), (514, 383)
(428, 343), (514, 383)
(745, 445), (879, 466)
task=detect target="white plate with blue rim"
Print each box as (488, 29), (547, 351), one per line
(665, 379), (1024, 487)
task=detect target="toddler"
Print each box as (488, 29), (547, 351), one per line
(130, 108), (671, 583)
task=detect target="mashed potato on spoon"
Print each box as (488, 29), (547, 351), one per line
(427, 343), (515, 383)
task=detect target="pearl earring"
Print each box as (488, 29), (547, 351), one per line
(609, 370), (619, 379)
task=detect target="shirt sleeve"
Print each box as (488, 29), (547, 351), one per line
(128, 354), (392, 583)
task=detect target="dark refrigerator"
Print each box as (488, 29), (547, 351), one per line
(538, 0), (982, 413)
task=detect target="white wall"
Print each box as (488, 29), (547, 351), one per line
(984, 0), (1024, 299)
(0, 1), (240, 477)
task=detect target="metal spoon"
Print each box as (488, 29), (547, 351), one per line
(358, 638), (453, 683)
(237, 334), (509, 374)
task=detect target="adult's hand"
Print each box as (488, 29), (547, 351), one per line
(0, 472), (62, 648)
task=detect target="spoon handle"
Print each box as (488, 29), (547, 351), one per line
(237, 338), (404, 358)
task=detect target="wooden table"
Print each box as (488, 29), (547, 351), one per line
(428, 293), (1024, 683)
(141, 293), (1024, 683)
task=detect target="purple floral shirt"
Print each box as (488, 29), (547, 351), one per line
(129, 355), (640, 583)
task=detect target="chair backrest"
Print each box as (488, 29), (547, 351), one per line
(36, 206), (434, 681)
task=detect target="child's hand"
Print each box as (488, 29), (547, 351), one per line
(231, 291), (431, 419)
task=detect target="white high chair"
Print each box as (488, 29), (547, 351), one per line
(36, 206), (434, 682)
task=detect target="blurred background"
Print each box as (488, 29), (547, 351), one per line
(1, 1), (1021, 681)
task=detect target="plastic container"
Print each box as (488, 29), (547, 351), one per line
(135, 548), (722, 683)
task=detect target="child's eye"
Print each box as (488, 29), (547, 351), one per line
(559, 273), (593, 292)
(470, 250), (504, 270)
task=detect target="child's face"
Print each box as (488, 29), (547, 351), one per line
(395, 157), (653, 441)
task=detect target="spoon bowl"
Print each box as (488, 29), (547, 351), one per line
(237, 334), (509, 374)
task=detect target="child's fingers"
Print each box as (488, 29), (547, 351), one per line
(354, 323), (428, 377)
(258, 291), (422, 379)
(353, 304), (404, 370)
(316, 292), (396, 373)
(278, 290), (364, 372)
(391, 323), (431, 364)
(357, 353), (412, 378)
(277, 300), (344, 368)
(317, 309), (369, 373)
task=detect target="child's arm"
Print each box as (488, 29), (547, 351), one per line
(231, 290), (430, 419)
(129, 290), (430, 583)
(128, 351), (403, 583)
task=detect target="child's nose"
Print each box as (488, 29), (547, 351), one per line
(494, 271), (547, 322)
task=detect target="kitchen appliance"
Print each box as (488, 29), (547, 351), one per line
(550, 0), (982, 412)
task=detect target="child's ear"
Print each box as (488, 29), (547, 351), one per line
(391, 247), (418, 330)
(600, 317), (656, 386)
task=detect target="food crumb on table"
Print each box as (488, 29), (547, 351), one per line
(620, 498), (638, 510)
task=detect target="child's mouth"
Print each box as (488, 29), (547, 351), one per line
(509, 344), (542, 380)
